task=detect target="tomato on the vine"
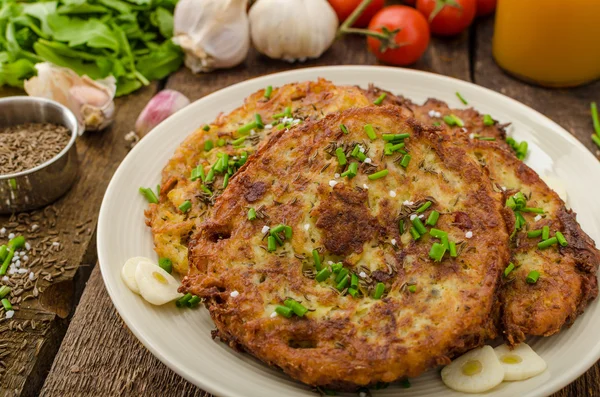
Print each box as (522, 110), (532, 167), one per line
(416, 0), (476, 36)
(366, 5), (430, 66)
(328, 0), (385, 28)
(475, 0), (496, 16)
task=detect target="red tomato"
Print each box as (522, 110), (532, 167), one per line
(328, 0), (385, 28)
(403, 0), (416, 5)
(367, 6), (430, 66)
(416, 0), (476, 36)
(475, 0), (496, 16)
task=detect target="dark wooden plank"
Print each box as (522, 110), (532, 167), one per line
(472, 17), (600, 397)
(40, 35), (471, 396)
(0, 83), (158, 397)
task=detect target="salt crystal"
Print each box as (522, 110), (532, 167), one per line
(0, 227), (5, 236)
(304, 224), (310, 231)
(389, 190), (397, 197)
(29, 272), (35, 281)
(465, 231), (473, 239)
(363, 184), (369, 190)
(261, 225), (270, 234)
(52, 242), (60, 247)
(391, 239), (397, 246)
(8, 233), (14, 240)
(534, 215), (542, 222)
(469, 133), (475, 139)
(364, 158), (372, 164)
(5, 310), (14, 319)
(17, 268), (27, 274)
(334, 173), (340, 178)
(31, 224), (39, 231)
(265, 124), (273, 129)
(329, 180), (338, 187)
(418, 215), (424, 219)
(359, 271), (367, 278)
(1, 276), (8, 282)
(410, 214), (417, 220)
(230, 290), (239, 298)
(22, 255), (28, 262)
(270, 311), (278, 318)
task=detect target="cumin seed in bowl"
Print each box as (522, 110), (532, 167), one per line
(0, 123), (71, 175)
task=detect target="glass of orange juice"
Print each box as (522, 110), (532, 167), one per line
(493, 0), (600, 88)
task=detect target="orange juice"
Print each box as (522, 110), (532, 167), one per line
(492, 0), (600, 87)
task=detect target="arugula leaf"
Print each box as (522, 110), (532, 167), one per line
(33, 40), (104, 79)
(47, 15), (120, 52)
(135, 40), (181, 81)
(57, 3), (110, 15)
(115, 75), (142, 97)
(21, 2), (58, 36)
(150, 7), (173, 39)
(0, 58), (36, 87)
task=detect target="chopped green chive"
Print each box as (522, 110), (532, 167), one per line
(384, 143), (394, 156)
(283, 225), (293, 239)
(237, 121), (257, 135)
(412, 217), (427, 235)
(373, 93), (387, 105)
(527, 229), (542, 238)
(351, 274), (358, 289)
(217, 138), (226, 147)
(331, 262), (343, 273)
(2, 298), (12, 311)
(382, 133), (410, 141)
(429, 242), (446, 262)
(0, 286), (10, 299)
(275, 305), (293, 318)
(429, 228), (447, 239)
(340, 124), (349, 134)
(201, 185), (212, 195)
(341, 162), (358, 178)
(205, 167), (215, 183)
(390, 142), (405, 152)
(449, 241), (457, 258)
(190, 165), (205, 181)
(426, 210), (439, 226)
(441, 234), (449, 250)
(0, 246), (6, 262)
(348, 288), (359, 298)
(204, 139), (214, 151)
(139, 187), (158, 204)
(526, 270), (540, 284)
(8, 236), (24, 250)
(456, 92), (468, 105)
(284, 106), (292, 118)
(355, 151), (367, 162)
(335, 147), (347, 166)
(364, 124), (377, 140)
(178, 200), (192, 213)
(255, 113), (264, 129)
(0, 249), (13, 276)
(416, 201), (432, 213)
(504, 262), (515, 277)
(351, 145), (360, 157)
(556, 231), (568, 247)
(407, 285), (417, 293)
(272, 112), (284, 119)
(443, 114), (464, 127)
(476, 136), (496, 141)
(222, 173), (230, 188)
(248, 208), (257, 221)
(410, 227), (421, 240)
(335, 268), (349, 284)
(312, 249), (322, 271)
(542, 225), (550, 240)
(483, 114), (494, 126)
(373, 282), (385, 299)
(284, 299), (308, 317)
(336, 275), (349, 291)
(176, 293), (193, 307)
(203, 125), (210, 131)
(187, 295), (201, 308)
(232, 136), (246, 146)
(264, 85), (273, 99)
(592, 134), (600, 149)
(315, 267), (331, 282)
(271, 224), (285, 235)
(433, 122), (441, 127)
(517, 141), (528, 160)
(267, 236), (277, 252)
(538, 237), (558, 250)
(158, 258), (173, 274)
(591, 102), (600, 135)
(400, 154), (411, 168)
(398, 219), (405, 234)
(368, 169), (388, 180)
(522, 207), (544, 213)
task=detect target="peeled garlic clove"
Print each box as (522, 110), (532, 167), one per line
(121, 256), (155, 295)
(441, 345), (504, 393)
(173, 0), (250, 73)
(135, 261), (183, 305)
(249, 0), (338, 62)
(135, 89), (190, 136)
(494, 343), (547, 381)
(24, 62), (116, 133)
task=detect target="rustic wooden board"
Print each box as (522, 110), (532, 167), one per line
(0, 83), (157, 397)
(472, 18), (600, 396)
(39, 35), (474, 396)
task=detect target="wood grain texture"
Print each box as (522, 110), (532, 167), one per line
(0, 84), (157, 397)
(472, 17), (600, 397)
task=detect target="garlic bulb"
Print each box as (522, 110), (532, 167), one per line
(135, 90), (190, 136)
(249, 0), (338, 62)
(24, 63), (116, 133)
(173, 0), (250, 73)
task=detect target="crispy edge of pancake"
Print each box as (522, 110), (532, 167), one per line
(362, 85), (600, 344)
(184, 106), (510, 389)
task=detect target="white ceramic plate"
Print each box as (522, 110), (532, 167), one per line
(98, 66), (600, 397)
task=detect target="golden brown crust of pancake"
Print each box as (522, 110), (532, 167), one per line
(184, 106), (510, 389)
(364, 86), (600, 344)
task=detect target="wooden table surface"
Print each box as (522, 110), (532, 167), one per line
(1, 15), (598, 397)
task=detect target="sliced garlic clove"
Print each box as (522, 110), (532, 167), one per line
(121, 256), (154, 294)
(494, 343), (547, 381)
(441, 345), (504, 393)
(135, 261), (183, 305)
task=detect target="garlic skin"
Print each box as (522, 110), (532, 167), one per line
(249, 0), (338, 62)
(173, 0), (250, 73)
(135, 90), (190, 136)
(24, 63), (116, 133)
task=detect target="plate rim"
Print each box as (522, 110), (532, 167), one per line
(98, 65), (600, 397)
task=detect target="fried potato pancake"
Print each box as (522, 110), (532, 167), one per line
(184, 106), (510, 389)
(366, 88), (600, 344)
(145, 80), (371, 274)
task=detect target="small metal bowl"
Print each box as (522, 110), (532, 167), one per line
(0, 97), (79, 214)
